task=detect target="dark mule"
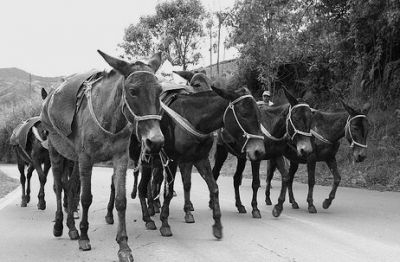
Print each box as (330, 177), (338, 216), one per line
(265, 101), (371, 213)
(212, 89), (313, 218)
(10, 116), (50, 209)
(131, 78), (265, 239)
(40, 51), (164, 262)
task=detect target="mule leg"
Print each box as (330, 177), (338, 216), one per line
(17, 161), (27, 207)
(287, 162), (299, 209)
(234, 157), (247, 214)
(323, 158), (341, 209)
(105, 173), (116, 224)
(48, 144), (65, 237)
(66, 161), (80, 240)
(78, 155), (93, 251)
(138, 164), (156, 230)
(194, 158), (223, 239)
(130, 169), (139, 199)
(159, 161), (177, 237)
(212, 143), (229, 181)
(32, 159), (47, 210)
(272, 156), (289, 217)
(150, 165), (163, 214)
(25, 165), (34, 204)
(111, 155), (133, 262)
(250, 161), (261, 218)
(265, 159), (277, 206)
(180, 162), (195, 223)
(306, 160), (317, 213)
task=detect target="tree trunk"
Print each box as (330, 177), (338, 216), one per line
(217, 22), (221, 77)
(209, 27), (213, 77)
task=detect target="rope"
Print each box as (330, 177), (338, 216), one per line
(345, 115), (368, 148)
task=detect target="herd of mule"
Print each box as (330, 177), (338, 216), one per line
(8, 51), (370, 262)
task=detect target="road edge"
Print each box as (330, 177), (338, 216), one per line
(0, 167), (21, 210)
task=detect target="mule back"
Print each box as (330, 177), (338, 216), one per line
(10, 116), (41, 149)
(42, 70), (100, 136)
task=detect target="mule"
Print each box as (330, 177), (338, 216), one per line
(10, 116), (50, 209)
(265, 101), (371, 213)
(212, 90), (313, 218)
(128, 77), (265, 239)
(40, 50), (164, 262)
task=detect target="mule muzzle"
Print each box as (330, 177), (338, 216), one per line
(143, 132), (164, 154)
(245, 139), (265, 161)
(353, 149), (367, 163)
(296, 137), (313, 157)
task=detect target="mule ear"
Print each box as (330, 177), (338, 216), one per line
(362, 102), (371, 115)
(282, 87), (298, 106)
(173, 71), (195, 82)
(97, 50), (131, 77)
(41, 88), (48, 100)
(148, 52), (162, 73)
(340, 99), (357, 116)
(211, 80), (236, 101)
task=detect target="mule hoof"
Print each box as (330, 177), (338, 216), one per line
(308, 205), (317, 214)
(272, 205), (282, 217)
(252, 209), (262, 219)
(68, 229), (80, 240)
(21, 200), (27, 207)
(53, 224), (63, 237)
(145, 221), (157, 230)
(292, 202), (299, 209)
(237, 205), (247, 214)
(189, 202), (194, 212)
(148, 207), (155, 217)
(79, 239), (91, 251)
(105, 215), (114, 225)
(73, 211), (80, 219)
(322, 199), (331, 209)
(184, 213), (195, 223)
(130, 190), (137, 199)
(37, 200), (46, 210)
(26, 195), (30, 203)
(118, 249), (134, 262)
(160, 226), (173, 237)
(265, 198), (272, 206)
(212, 225), (223, 239)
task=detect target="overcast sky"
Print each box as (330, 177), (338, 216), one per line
(0, 0), (236, 77)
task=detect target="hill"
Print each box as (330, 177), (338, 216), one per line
(0, 68), (62, 120)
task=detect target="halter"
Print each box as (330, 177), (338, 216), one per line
(345, 115), (368, 148)
(85, 70), (162, 137)
(286, 103), (313, 140)
(223, 94), (264, 153)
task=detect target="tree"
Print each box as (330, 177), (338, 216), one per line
(120, 0), (206, 70)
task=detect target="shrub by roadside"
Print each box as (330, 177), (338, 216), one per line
(0, 169), (19, 198)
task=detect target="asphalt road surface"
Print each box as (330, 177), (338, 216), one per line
(0, 164), (399, 262)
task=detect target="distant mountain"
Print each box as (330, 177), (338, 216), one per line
(0, 67), (62, 107)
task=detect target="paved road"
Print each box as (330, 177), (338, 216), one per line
(0, 164), (399, 262)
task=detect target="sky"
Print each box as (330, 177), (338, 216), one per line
(0, 0), (236, 77)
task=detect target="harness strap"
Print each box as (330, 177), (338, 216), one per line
(260, 124), (287, 141)
(223, 94), (264, 153)
(286, 103), (313, 140)
(345, 115), (368, 148)
(310, 129), (333, 144)
(160, 101), (212, 139)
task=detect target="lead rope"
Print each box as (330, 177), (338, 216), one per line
(345, 115), (368, 148)
(223, 94), (264, 153)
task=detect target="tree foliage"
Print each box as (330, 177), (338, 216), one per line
(119, 0), (206, 70)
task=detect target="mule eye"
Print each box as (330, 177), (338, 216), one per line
(129, 88), (138, 96)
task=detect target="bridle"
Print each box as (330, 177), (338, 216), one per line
(286, 103), (313, 140)
(85, 70), (162, 137)
(345, 115), (368, 148)
(223, 94), (264, 153)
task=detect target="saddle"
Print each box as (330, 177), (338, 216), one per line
(159, 80), (193, 105)
(10, 116), (41, 150)
(42, 70), (102, 137)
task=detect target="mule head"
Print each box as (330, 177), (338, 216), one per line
(341, 99), (370, 162)
(98, 50), (164, 154)
(283, 87), (313, 157)
(174, 70), (212, 92)
(32, 121), (49, 150)
(211, 81), (265, 161)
